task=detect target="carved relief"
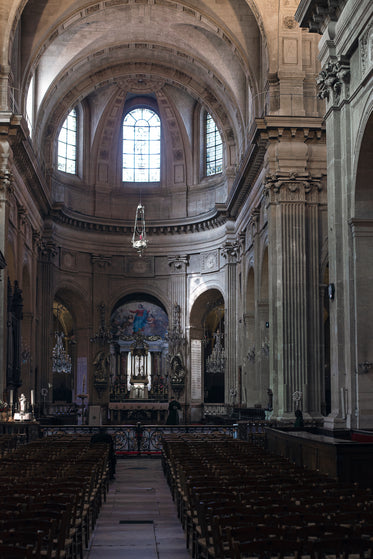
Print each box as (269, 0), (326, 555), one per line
(360, 24), (373, 76)
(125, 256), (154, 276)
(283, 16), (297, 29)
(202, 251), (218, 273)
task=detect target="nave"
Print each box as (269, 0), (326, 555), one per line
(86, 458), (190, 559)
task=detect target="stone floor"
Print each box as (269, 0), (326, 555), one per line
(86, 457), (191, 559)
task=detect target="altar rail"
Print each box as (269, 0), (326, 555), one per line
(39, 423), (268, 455)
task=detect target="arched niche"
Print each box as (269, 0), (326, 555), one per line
(190, 288), (225, 405)
(109, 293), (169, 404)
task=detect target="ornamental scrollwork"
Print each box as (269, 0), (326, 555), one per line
(317, 59), (350, 103)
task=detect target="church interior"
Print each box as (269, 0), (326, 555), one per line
(0, 0), (373, 557)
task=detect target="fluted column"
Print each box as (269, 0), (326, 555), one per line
(221, 240), (239, 404)
(0, 141), (12, 397)
(266, 173), (324, 418)
(37, 238), (57, 398)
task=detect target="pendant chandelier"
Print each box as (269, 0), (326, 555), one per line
(52, 331), (72, 374)
(131, 202), (148, 257)
(206, 330), (225, 374)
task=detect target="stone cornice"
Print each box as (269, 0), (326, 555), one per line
(50, 206), (227, 236)
(0, 113), (51, 215)
(295, 0), (347, 34)
(220, 116), (325, 219)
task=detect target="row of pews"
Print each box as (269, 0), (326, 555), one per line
(161, 433), (373, 559)
(0, 434), (110, 558)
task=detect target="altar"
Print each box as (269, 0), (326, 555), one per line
(108, 401), (169, 424)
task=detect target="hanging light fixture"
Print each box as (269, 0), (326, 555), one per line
(131, 202), (148, 257)
(52, 331), (72, 374)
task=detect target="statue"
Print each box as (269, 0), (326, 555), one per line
(19, 393), (26, 413)
(93, 351), (110, 382)
(170, 353), (185, 384)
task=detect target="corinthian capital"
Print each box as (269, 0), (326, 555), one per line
(168, 255), (189, 273)
(221, 240), (240, 263)
(317, 58), (350, 103)
(0, 169), (13, 195)
(264, 172), (323, 203)
(39, 239), (58, 261)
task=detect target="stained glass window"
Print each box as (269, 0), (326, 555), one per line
(206, 113), (222, 176)
(122, 108), (161, 182)
(57, 109), (77, 174)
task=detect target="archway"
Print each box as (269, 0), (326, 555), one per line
(352, 110), (373, 428)
(190, 289), (225, 408)
(109, 293), (169, 422)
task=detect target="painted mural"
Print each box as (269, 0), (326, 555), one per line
(111, 300), (168, 339)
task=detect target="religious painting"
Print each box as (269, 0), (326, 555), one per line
(111, 300), (168, 339)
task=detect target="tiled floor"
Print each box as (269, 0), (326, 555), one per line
(86, 457), (191, 559)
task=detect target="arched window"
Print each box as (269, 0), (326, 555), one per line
(57, 109), (77, 174)
(206, 113), (222, 176)
(122, 108), (161, 182)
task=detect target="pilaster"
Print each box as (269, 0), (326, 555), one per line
(265, 172), (324, 418)
(37, 238), (57, 396)
(221, 240), (240, 403)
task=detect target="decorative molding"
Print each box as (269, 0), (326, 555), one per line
(50, 206), (226, 235)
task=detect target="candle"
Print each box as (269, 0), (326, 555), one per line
(30, 390), (35, 406)
(9, 389), (13, 407)
(83, 376), (86, 393)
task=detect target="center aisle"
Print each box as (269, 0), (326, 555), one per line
(86, 457), (191, 559)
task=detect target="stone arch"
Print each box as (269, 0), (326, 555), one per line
(190, 288), (225, 405)
(52, 283), (90, 405)
(351, 108), (373, 428)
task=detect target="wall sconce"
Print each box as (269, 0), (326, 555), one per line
(328, 283), (335, 300)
